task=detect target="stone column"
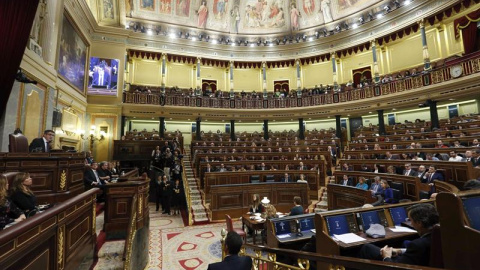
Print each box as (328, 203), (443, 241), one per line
(159, 117), (165, 138)
(40, 0), (63, 65)
(419, 20), (431, 71)
(230, 120), (235, 141)
(229, 60), (234, 98)
(120, 116), (126, 137)
(372, 40), (380, 83)
(262, 61), (267, 98)
(331, 52), (338, 91)
(161, 53), (167, 94)
(196, 118), (201, 141)
(196, 57), (201, 95)
(377, 110), (386, 135)
(296, 59), (301, 93)
(335, 115), (342, 140)
(298, 118), (305, 140)
(429, 100), (439, 129)
(263, 120), (269, 140)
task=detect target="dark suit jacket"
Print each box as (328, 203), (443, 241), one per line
(340, 179), (353, 187)
(84, 169), (105, 188)
(29, 137), (49, 152)
(10, 190), (37, 212)
(402, 169), (417, 176)
(207, 254), (252, 270)
(423, 172), (444, 184)
(369, 183), (384, 196)
(281, 177), (292, 183)
(384, 233), (432, 266)
(289, 205), (304, 216)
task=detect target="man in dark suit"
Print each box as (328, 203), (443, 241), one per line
(281, 173), (292, 183)
(83, 162), (106, 201)
(358, 204), (439, 267)
(340, 174), (353, 187)
(422, 165), (444, 184)
(369, 176), (384, 196)
(29, 129), (55, 152)
(416, 165), (427, 181)
(207, 231), (252, 270)
(402, 163), (417, 176)
(257, 162), (267, 171)
(297, 162), (308, 171)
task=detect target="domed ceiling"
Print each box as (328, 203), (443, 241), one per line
(125, 0), (383, 35)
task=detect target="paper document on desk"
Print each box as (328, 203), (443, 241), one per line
(277, 234), (291, 239)
(389, 226), (417, 233)
(333, 233), (366, 244)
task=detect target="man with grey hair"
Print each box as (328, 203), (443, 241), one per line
(369, 176), (383, 196)
(416, 165), (427, 180)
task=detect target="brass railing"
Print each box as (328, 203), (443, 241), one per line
(219, 229), (443, 270)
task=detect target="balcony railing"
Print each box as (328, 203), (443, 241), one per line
(123, 53), (480, 109)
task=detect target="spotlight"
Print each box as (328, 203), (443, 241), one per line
(404, 0), (411, 5)
(244, 40), (249, 46)
(322, 29), (328, 36)
(169, 32), (176, 38)
(250, 43), (255, 47)
(343, 22), (349, 30)
(393, 0), (401, 8)
(335, 25), (341, 32)
(185, 32), (190, 39)
(275, 39), (280, 45)
(257, 39), (262, 46)
(147, 29), (153, 35)
(206, 35), (210, 42)
(198, 34), (203, 41)
(315, 31), (319, 38)
(308, 36), (313, 41)
(358, 16), (365, 24)
(368, 13), (374, 21)
(352, 23), (358, 29)
(211, 39), (218, 44)
(376, 13), (383, 19)
(384, 5), (391, 13)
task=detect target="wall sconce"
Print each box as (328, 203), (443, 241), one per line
(81, 125), (106, 151)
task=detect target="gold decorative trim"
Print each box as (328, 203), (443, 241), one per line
(59, 170), (67, 190)
(57, 225), (65, 270)
(92, 198), (96, 234)
(138, 194), (143, 216)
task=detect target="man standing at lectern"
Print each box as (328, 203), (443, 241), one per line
(29, 130), (54, 152)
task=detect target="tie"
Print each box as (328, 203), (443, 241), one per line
(93, 171), (102, 185)
(405, 170), (409, 176)
(429, 174), (433, 182)
(374, 185), (378, 192)
(45, 142), (49, 152)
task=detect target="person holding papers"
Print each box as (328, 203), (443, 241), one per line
(358, 204), (439, 266)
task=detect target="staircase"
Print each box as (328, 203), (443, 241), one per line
(183, 150), (210, 224)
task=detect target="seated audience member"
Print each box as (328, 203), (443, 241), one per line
(85, 151), (94, 165)
(297, 174), (308, 183)
(10, 173), (37, 214)
(355, 177), (369, 190)
(288, 196), (304, 216)
(402, 163), (416, 176)
(29, 129), (55, 152)
(358, 204), (439, 266)
(340, 174), (353, 186)
(463, 179), (480, 190)
(281, 173), (292, 182)
(373, 180), (395, 206)
(422, 165), (444, 185)
(249, 194), (264, 213)
(84, 162), (108, 202)
(97, 162), (114, 182)
(207, 231), (252, 270)
(448, 150), (462, 162)
(0, 175), (26, 230)
(369, 176), (384, 196)
(386, 165), (396, 174)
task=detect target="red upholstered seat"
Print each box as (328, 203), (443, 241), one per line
(8, 133), (29, 153)
(225, 214), (246, 242)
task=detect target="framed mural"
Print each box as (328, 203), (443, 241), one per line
(57, 12), (89, 95)
(87, 57), (120, 96)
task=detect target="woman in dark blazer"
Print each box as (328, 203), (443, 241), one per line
(10, 172), (37, 215)
(381, 179), (395, 204)
(249, 194), (264, 213)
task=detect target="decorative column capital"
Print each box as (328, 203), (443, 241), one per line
(262, 61), (266, 68)
(230, 60), (234, 66)
(197, 57), (201, 63)
(418, 19), (425, 28)
(371, 39), (376, 47)
(162, 53), (167, 59)
(331, 52), (336, 59)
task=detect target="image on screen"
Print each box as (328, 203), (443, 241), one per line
(299, 217), (315, 232)
(88, 57), (119, 96)
(274, 221), (292, 235)
(389, 207), (408, 225)
(326, 215), (350, 236)
(360, 211), (381, 231)
(462, 196), (480, 231)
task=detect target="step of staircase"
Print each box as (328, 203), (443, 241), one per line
(93, 240), (125, 270)
(182, 151), (210, 225)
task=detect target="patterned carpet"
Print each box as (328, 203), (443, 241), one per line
(147, 204), (237, 270)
